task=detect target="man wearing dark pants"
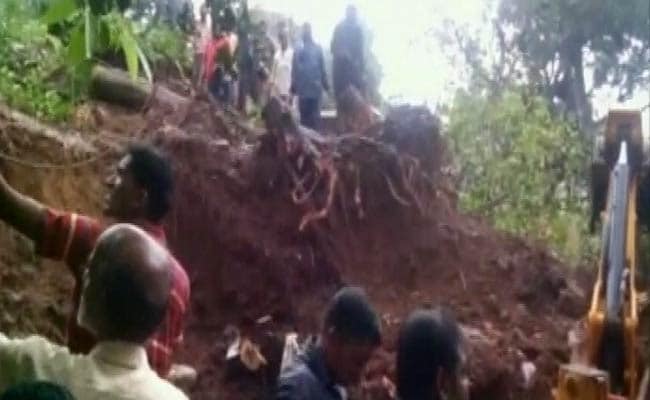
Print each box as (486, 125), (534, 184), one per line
(298, 98), (321, 130)
(291, 23), (329, 130)
(331, 5), (365, 102)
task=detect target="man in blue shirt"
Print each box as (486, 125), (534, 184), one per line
(331, 5), (365, 102)
(275, 287), (381, 400)
(291, 23), (329, 130)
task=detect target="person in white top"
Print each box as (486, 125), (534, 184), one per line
(193, 2), (212, 87)
(0, 224), (187, 400)
(270, 27), (294, 103)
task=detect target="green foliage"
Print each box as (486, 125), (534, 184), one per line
(0, 66), (72, 122)
(0, 0), (72, 121)
(440, 0), (649, 131)
(447, 88), (594, 262)
(42, 0), (77, 25)
(0, 0), (194, 122)
(139, 23), (192, 73)
(437, 0), (648, 263)
(499, 0), (649, 128)
(499, 0), (649, 98)
(43, 0), (151, 82)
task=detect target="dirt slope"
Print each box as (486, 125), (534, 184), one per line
(0, 121), (106, 341)
(148, 100), (586, 400)
(0, 99), (587, 400)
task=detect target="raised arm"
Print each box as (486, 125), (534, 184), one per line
(0, 172), (46, 242)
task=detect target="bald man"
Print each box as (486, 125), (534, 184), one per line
(0, 224), (187, 400)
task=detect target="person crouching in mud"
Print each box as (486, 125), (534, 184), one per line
(275, 287), (381, 400)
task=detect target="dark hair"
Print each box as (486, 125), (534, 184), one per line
(396, 309), (462, 400)
(102, 260), (169, 343)
(0, 381), (75, 400)
(223, 7), (236, 32)
(127, 145), (173, 222)
(324, 286), (381, 346)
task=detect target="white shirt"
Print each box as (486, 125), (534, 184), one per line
(0, 335), (187, 400)
(270, 47), (294, 97)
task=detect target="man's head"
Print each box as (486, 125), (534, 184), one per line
(345, 5), (358, 21)
(301, 23), (313, 44)
(0, 381), (74, 400)
(396, 309), (465, 400)
(223, 6), (236, 32)
(77, 224), (172, 344)
(321, 286), (381, 386)
(104, 145), (173, 224)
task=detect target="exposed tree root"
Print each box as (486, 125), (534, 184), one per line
(259, 97), (441, 232)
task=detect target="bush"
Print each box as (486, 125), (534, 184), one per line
(0, 0), (72, 121)
(446, 88), (594, 263)
(139, 23), (192, 76)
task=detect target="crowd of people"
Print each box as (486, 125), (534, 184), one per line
(193, 3), (369, 131)
(0, 141), (467, 399)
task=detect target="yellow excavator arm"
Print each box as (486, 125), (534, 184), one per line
(555, 110), (644, 400)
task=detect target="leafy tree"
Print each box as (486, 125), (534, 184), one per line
(127, 0), (195, 76)
(138, 23), (192, 76)
(441, 0), (649, 131)
(499, 0), (649, 130)
(447, 87), (592, 261)
(0, 0), (72, 120)
(436, 1), (648, 261)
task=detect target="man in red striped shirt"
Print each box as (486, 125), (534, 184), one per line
(0, 144), (189, 378)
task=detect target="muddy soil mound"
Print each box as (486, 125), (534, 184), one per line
(149, 103), (586, 400)
(0, 99), (587, 400)
(0, 119), (107, 340)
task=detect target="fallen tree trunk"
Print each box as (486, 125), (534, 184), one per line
(90, 65), (188, 110)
